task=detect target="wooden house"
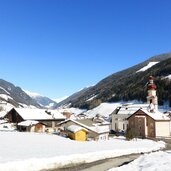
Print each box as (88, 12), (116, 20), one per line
(58, 119), (110, 141)
(17, 120), (45, 133)
(4, 108), (65, 131)
(128, 109), (170, 138)
(111, 104), (149, 133)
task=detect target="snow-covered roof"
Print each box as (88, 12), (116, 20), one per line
(116, 104), (149, 115)
(67, 125), (88, 133)
(18, 120), (39, 127)
(90, 125), (109, 134)
(141, 109), (170, 121)
(0, 111), (8, 118)
(59, 119), (109, 134)
(13, 108), (65, 120)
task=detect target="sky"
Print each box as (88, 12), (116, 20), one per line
(0, 0), (171, 99)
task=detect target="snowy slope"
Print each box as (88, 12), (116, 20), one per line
(0, 79), (41, 108)
(136, 62), (159, 72)
(0, 132), (165, 171)
(57, 107), (86, 115)
(85, 102), (121, 118)
(165, 74), (171, 80)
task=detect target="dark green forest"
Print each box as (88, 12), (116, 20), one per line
(71, 56), (171, 109)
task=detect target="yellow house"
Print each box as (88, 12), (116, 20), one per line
(66, 125), (88, 141)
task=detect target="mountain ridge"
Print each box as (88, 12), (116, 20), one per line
(58, 52), (171, 109)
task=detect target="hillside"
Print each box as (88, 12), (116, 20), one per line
(54, 86), (93, 108)
(59, 52), (171, 109)
(0, 79), (41, 108)
(24, 90), (58, 108)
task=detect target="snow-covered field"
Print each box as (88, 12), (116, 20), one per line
(0, 132), (165, 171)
(109, 151), (171, 171)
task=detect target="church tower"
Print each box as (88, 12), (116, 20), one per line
(147, 76), (158, 112)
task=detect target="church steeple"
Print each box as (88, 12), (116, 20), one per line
(147, 76), (158, 112)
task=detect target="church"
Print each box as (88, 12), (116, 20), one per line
(127, 76), (170, 138)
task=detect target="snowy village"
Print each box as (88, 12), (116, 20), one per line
(1, 1), (171, 171)
(0, 74), (171, 171)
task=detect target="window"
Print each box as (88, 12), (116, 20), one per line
(115, 123), (117, 130)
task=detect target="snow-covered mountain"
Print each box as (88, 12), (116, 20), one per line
(53, 96), (68, 103)
(24, 90), (58, 109)
(0, 79), (41, 108)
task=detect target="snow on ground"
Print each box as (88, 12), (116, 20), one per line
(0, 132), (165, 171)
(136, 62), (159, 73)
(0, 87), (10, 95)
(109, 151), (171, 171)
(0, 94), (13, 101)
(86, 95), (98, 102)
(58, 107), (86, 115)
(85, 102), (121, 118)
(165, 74), (171, 80)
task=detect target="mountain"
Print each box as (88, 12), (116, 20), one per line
(54, 86), (93, 108)
(24, 90), (58, 108)
(59, 52), (171, 109)
(0, 79), (41, 108)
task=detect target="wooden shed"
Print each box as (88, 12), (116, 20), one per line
(17, 120), (46, 133)
(66, 125), (88, 141)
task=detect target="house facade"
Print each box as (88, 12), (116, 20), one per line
(127, 76), (171, 138)
(66, 125), (88, 141)
(58, 119), (110, 141)
(111, 104), (149, 133)
(128, 109), (170, 138)
(17, 120), (46, 133)
(4, 108), (65, 132)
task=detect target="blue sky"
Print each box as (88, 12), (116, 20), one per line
(0, 0), (171, 99)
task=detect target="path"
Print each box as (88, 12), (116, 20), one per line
(50, 153), (141, 171)
(49, 138), (171, 171)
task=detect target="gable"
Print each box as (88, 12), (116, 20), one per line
(128, 109), (147, 120)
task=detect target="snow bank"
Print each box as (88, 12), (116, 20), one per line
(109, 151), (171, 171)
(0, 132), (165, 171)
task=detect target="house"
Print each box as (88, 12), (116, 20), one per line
(17, 120), (45, 133)
(127, 76), (171, 138)
(128, 108), (170, 138)
(58, 119), (110, 141)
(66, 125), (88, 141)
(3, 108), (65, 131)
(111, 104), (149, 133)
